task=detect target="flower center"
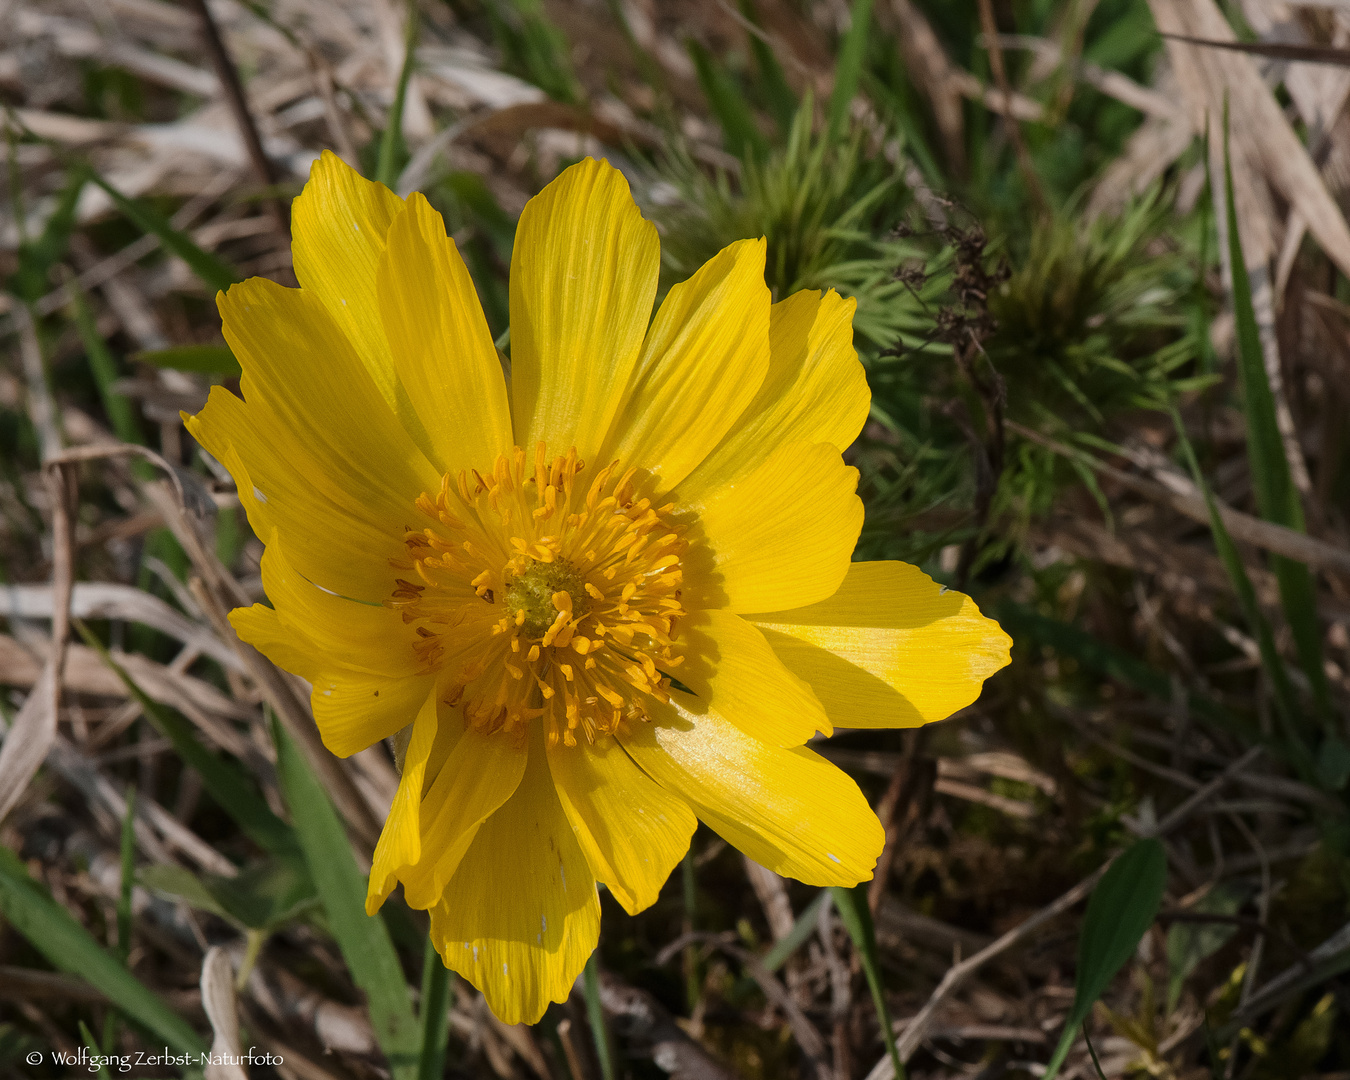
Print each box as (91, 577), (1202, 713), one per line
(503, 559), (590, 636)
(388, 444), (687, 747)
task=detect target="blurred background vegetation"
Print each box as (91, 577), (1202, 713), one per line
(2, 0), (1350, 1077)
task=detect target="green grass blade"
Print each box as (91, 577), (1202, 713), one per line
(417, 938), (453, 1080)
(738, 0), (797, 135)
(0, 846), (206, 1055)
(831, 885), (905, 1080)
(77, 1021), (111, 1080)
(762, 890), (831, 973)
(77, 624), (301, 861)
(687, 39), (768, 162)
(1169, 410), (1317, 784)
(117, 784), (136, 964)
(133, 345), (241, 377)
(825, 0), (875, 143)
(272, 716), (419, 1080)
(1220, 119), (1330, 718)
(8, 171), (85, 303)
(85, 170), (240, 294)
(376, 0), (419, 187)
(1042, 839), (1167, 1079)
(583, 951), (616, 1080)
(69, 286), (145, 447)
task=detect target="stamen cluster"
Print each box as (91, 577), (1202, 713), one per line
(388, 444), (687, 747)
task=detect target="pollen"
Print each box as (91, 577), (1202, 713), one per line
(388, 443), (687, 748)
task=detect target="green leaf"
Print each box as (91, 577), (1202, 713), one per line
(417, 938), (453, 1080)
(8, 171), (86, 303)
(1043, 839), (1168, 1079)
(116, 785), (137, 964)
(1220, 117), (1331, 719)
(70, 286), (145, 448)
(738, 0), (797, 136)
(377, 0), (419, 187)
(77, 626), (302, 861)
(1169, 410), (1318, 784)
(1166, 882), (1250, 1012)
(688, 39), (768, 162)
(273, 717), (420, 1080)
(85, 170), (240, 294)
(133, 345), (241, 377)
(141, 861), (319, 932)
(583, 952), (616, 1080)
(139, 864), (238, 924)
(831, 885), (905, 1080)
(761, 890), (831, 973)
(0, 847), (206, 1055)
(825, 0), (875, 143)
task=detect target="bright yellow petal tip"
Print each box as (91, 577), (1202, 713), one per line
(188, 151), (1011, 1026)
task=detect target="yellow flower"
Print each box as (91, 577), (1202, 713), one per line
(187, 151), (1011, 1024)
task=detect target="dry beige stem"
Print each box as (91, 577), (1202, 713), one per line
(201, 948), (249, 1080)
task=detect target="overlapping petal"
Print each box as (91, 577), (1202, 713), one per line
(188, 276), (439, 601)
(621, 694), (883, 887)
(510, 157), (659, 461)
(547, 736), (697, 915)
(747, 562), (1012, 729)
(430, 731), (600, 1025)
(679, 288), (868, 503)
(683, 441), (863, 613)
(377, 192), (513, 475)
(678, 607), (831, 746)
(602, 237), (770, 492)
(367, 690), (440, 913)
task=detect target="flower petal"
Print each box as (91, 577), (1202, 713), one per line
(679, 288), (867, 503)
(290, 150), (438, 453)
(678, 607), (830, 746)
(401, 726), (527, 910)
(546, 736), (697, 915)
(230, 601), (433, 757)
(510, 157), (659, 461)
(378, 193), (513, 475)
(188, 277), (439, 601)
(367, 689), (439, 914)
(682, 441), (862, 613)
(602, 238), (770, 491)
(621, 694), (882, 887)
(747, 561), (1012, 728)
(431, 730), (599, 1026)
(247, 535), (422, 678)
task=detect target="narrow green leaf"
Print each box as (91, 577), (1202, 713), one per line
(377, 0), (420, 187)
(831, 885), (905, 1080)
(1042, 839), (1167, 1079)
(9, 172), (85, 302)
(70, 286), (145, 447)
(762, 890), (831, 973)
(417, 938), (453, 1080)
(1220, 117), (1330, 718)
(273, 717), (419, 1080)
(78, 1021), (111, 1080)
(1169, 410), (1318, 784)
(142, 860), (319, 933)
(0, 847), (206, 1055)
(738, 0), (797, 135)
(77, 624), (301, 860)
(85, 170), (240, 294)
(133, 345), (241, 377)
(688, 39), (768, 161)
(583, 952), (616, 1080)
(117, 785), (137, 964)
(825, 0), (875, 143)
